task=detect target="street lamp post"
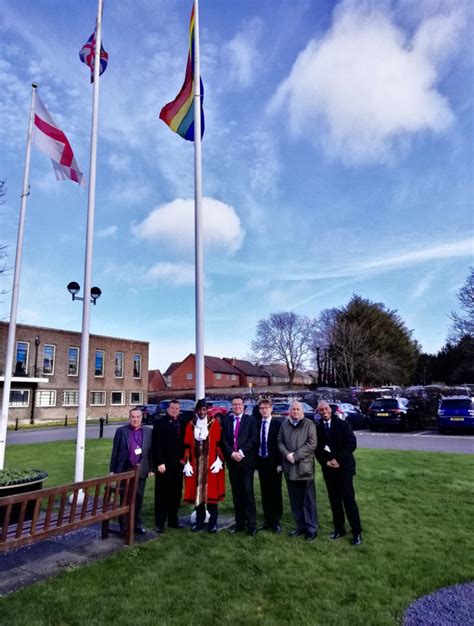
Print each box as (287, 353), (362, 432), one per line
(67, 281), (101, 496)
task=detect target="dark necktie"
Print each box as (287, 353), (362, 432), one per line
(233, 417), (241, 451)
(260, 420), (268, 457)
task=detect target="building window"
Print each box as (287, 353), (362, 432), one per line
(114, 352), (124, 378)
(95, 350), (105, 377)
(9, 389), (30, 407)
(68, 347), (79, 376)
(186, 372), (193, 381)
(248, 377), (254, 383)
(90, 391), (106, 406)
(231, 374), (237, 381)
(63, 390), (79, 406)
(42, 344), (56, 375)
(133, 354), (142, 379)
(15, 341), (29, 375)
(216, 373), (222, 380)
(35, 390), (57, 407)
(130, 391), (143, 405)
(111, 391), (125, 406)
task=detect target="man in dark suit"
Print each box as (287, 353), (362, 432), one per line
(221, 395), (259, 535)
(152, 399), (187, 533)
(109, 408), (153, 535)
(256, 399), (283, 533)
(315, 401), (363, 546)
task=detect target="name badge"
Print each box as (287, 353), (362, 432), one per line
(324, 445), (331, 453)
(135, 447), (142, 455)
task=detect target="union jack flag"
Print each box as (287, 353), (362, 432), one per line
(79, 26), (108, 83)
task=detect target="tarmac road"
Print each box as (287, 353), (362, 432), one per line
(5, 424), (474, 454)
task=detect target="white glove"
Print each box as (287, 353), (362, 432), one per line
(210, 457), (223, 474)
(183, 461), (194, 477)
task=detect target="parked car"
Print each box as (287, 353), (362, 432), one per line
(135, 404), (159, 425)
(438, 396), (474, 434)
(206, 400), (232, 421)
(368, 397), (420, 431)
(271, 402), (316, 421)
(328, 403), (368, 430)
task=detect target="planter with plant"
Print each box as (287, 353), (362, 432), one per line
(0, 468), (48, 525)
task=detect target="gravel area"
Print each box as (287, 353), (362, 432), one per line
(404, 582), (474, 626)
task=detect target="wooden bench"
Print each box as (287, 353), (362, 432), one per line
(0, 468), (139, 553)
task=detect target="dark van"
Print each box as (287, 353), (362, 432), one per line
(438, 397), (474, 434)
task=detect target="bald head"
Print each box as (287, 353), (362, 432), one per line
(317, 401), (332, 421)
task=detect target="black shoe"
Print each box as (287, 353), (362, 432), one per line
(258, 522), (271, 531)
(229, 525), (245, 534)
(272, 524), (282, 534)
(330, 530), (347, 540)
(155, 526), (165, 534)
(168, 523), (185, 529)
(305, 531), (317, 541)
(351, 533), (362, 546)
(247, 527), (257, 536)
(191, 524), (203, 533)
(135, 527), (147, 535)
(288, 528), (304, 537)
(208, 524), (217, 534)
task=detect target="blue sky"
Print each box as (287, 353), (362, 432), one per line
(1, 0), (473, 372)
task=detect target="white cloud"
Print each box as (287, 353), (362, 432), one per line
(131, 196), (245, 254)
(269, 2), (464, 165)
(97, 225), (118, 238)
(224, 18), (263, 88)
(145, 262), (194, 286)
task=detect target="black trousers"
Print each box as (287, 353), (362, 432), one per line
(286, 478), (318, 534)
(154, 469), (183, 527)
(323, 470), (361, 535)
(195, 503), (218, 528)
(228, 463), (257, 530)
(257, 457), (283, 526)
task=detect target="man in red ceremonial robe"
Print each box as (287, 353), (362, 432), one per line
(183, 399), (225, 533)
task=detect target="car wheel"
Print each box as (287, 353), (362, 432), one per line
(369, 425), (378, 432)
(438, 427), (447, 435)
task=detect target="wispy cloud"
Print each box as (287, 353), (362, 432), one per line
(145, 262), (194, 286)
(268, 1), (467, 165)
(97, 225), (118, 239)
(223, 18), (263, 88)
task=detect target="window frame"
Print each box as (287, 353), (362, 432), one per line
(15, 341), (29, 375)
(111, 391), (125, 406)
(42, 344), (56, 376)
(95, 349), (105, 378)
(63, 390), (79, 407)
(132, 354), (142, 379)
(130, 391), (143, 405)
(114, 351), (124, 378)
(35, 390), (57, 407)
(90, 391), (106, 406)
(9, 388), (30, 408)
(68, 347), (80, 377)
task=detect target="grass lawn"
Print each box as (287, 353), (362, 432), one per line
(1, 441), (473, 625)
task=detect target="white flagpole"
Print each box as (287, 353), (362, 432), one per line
(193, 0), (205, 401)
(74, 0), (103, 483)
(0, 83), (37, 469)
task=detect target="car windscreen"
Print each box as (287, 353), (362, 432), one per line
(272, 403), (289, 412)
(440, 399), (472, 409)
(371, 399), (399, 410)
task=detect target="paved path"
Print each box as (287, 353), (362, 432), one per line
(357, 430), (474, 454)
(6, 424), (123, 445)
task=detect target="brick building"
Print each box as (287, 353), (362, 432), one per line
(0, 322), (149, 423)
(223, 358), (269, 387)
(166, 353), (241, 390)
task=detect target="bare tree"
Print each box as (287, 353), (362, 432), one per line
(449, 267), (474, 341)
(251, 312), (315, 386)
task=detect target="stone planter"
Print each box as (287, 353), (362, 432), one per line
(0, 472), (48, 525)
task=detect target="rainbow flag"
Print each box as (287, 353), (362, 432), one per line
(160, 4), (204, 141)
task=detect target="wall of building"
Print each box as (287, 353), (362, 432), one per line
(0, 323), (149, 424)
